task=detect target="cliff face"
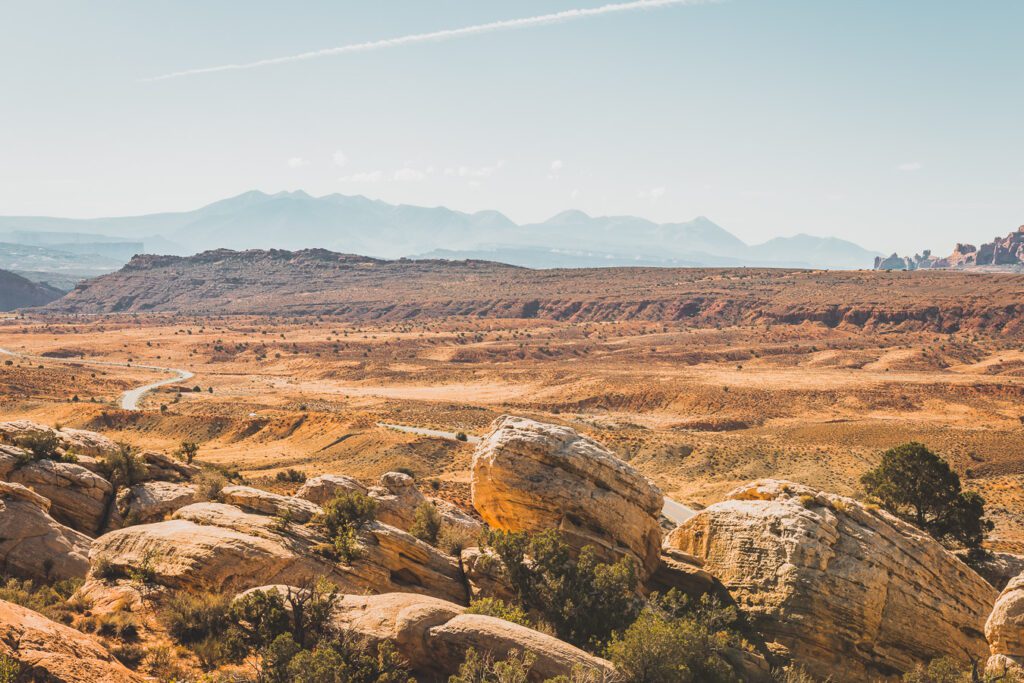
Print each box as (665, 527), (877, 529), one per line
(876, 226), (1024, 271)
(41, 248), (1024, 335)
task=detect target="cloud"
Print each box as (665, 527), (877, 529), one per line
(339, 170), (384, 183)
(458, 160), (505, 178)
(333, 150), (349, 168)
(145, 0), (716, 81)
(897, 161), (923, 172)
(286, 157), (308, 168)
(639, 186), (666, 199)
(394, 167), (425, 182)
(550, 159), (564, 173)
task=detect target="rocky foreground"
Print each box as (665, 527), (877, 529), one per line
(0, 417), (1022, 681)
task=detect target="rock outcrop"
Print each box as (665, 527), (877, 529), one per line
(665, 480), (997, 681)
(89, 500), (466, 603)
(0, 421), (119, 458)
(472, 416), (663, 576)
(986, 571), (1024, 675)
(221, 485), (321, 523)
(324, 591), (615, 681)
(0, 481), (91, 582)
(9, 458), (114, 535)
(295, 473), (367, 505)
(0, 599), (143, 682)
(875, 226), (1024, 271)
(116, 480), (196, 524)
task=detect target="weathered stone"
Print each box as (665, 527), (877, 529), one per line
(0, 599), (143, 682)
(986, 570), (1024, 675)
(369, 472), (484, 538)
(116, 481), (196, 524)
(135, 450), (201, 482)
(221, 485), (320, 523)
(326, 592), (615, 681)
(665, 480), (997, 682)
(472, 416), (663, 576)
(89, 499), (466, 603)
(295, 473), (367, 505)
(461, 546), (517, 602)
(0, 481), (91, 582)
(9, 459), (113, 535)
(0, 420), (118, 458)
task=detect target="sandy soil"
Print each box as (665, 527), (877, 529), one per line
(1, 312), (1022, 550)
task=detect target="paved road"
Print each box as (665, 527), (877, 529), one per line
(0, 347), (194, 411)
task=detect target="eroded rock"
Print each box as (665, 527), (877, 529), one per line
(0, 481), (91, 582)
(9, 459), (114, 535)
(986, 571), (1024, 675)
(472, 416), (663, 576)
(116, 480), (197, 525)
(665, 479), (996, 681)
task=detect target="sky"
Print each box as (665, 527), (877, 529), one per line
(0, 0), (1022, 254)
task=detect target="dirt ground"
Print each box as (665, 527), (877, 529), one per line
(1, 312), (1022, 551)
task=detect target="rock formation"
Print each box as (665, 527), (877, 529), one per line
(115, 480), (196, 524)
(0, 481), (91, 582)
(472, 416), (663, 577)
(0, 599), (143, 682)
(89, 499), (466, 603)
(0, 420), (119, 458)
(875, 226), (1024, 271)
(8, 458), (114, 535)
(665, 480), (997, 681)
(324, 591), (615, 681)
(986, 570), (1024, 675)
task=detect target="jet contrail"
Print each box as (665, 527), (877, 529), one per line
(145, 0), (716, 82)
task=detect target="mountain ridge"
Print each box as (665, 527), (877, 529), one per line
(0, 190), (881, 270)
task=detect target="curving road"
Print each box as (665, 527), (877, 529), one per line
(0, 347), (194, 411)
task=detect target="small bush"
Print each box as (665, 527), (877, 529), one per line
(161, 591), (233, 645)
(483, 529), (640, 652)
(13, 431), (76, 464)
(101, 443), (146, 489)
(0, 576), (84, 624)
(410, 502), (442, 545)
(176, 440), (199, 464)
(448, 648), (535, 683)
(286, 635), (414, 683)
(110, 643), (146, 668)
(455, 432), (469, 442)
(0, 653), (21, 683)
(195, 470), (228, 502)
(466, 598), (534, 628)
(438, 525), (480, 556)
(92, 555), (124, 582)
(313, 491), (377, 564)
(276, 468), (307, 483)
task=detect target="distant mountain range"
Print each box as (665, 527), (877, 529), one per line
(0, 190), (882, 270)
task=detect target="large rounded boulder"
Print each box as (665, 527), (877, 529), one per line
(986, 570), (1024, 676)
(472, 416), (663, 576)
(665, 479), (997, 681)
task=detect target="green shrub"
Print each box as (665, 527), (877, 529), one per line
(438, 525), (480, 556)
(276, 468), (307, 483)
(466, 598), (535, 628)
(862, 442), (993, 550)
(110, 643), (146, 668)
(195, 470), (228, 502)
(410, 502), (442, 545)
(0, 576), (84, 624)
(286, 636), (414, 683)
(0, 653), (21, 683)
(13, 431), (76, 464)
(313, 491), (377, 564)
(483, 529), (639, 652)
(91, 555), (124, 582)
(448, 648), (537, 683)
(176, 440), (199, 464)
(101, 443), (146, 489)
(604, 591), (740, 683)
(162, 591), (234, 645)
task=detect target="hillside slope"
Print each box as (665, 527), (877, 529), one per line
(41, 248), (1024, 335)
(0, 269), (64, 311)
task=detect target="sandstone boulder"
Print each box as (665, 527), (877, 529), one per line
(116, 481), (196, 524)
(135, 449), (201, 482)
(472, 416), (663, 576)
(986, 571), (1024, 675)
(326, 592), (615, 681)
(0, 481), (91, 582)
(370, 472), (484, 538)
(295, 473), (367, 505)
(89, 499), (466, 603)
(9, 458), (114, 535)
(665, 480), (996, 681)
(221, 485), (320, 523)
(0, 599), (143, 683)
(0, 420), (118, 458)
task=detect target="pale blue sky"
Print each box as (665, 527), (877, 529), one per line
(1, 0), (1021, 253)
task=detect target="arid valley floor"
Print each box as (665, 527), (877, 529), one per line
(4, 302), (1023, 553)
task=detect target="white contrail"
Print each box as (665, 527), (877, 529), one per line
(145, 0), (716, 82)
